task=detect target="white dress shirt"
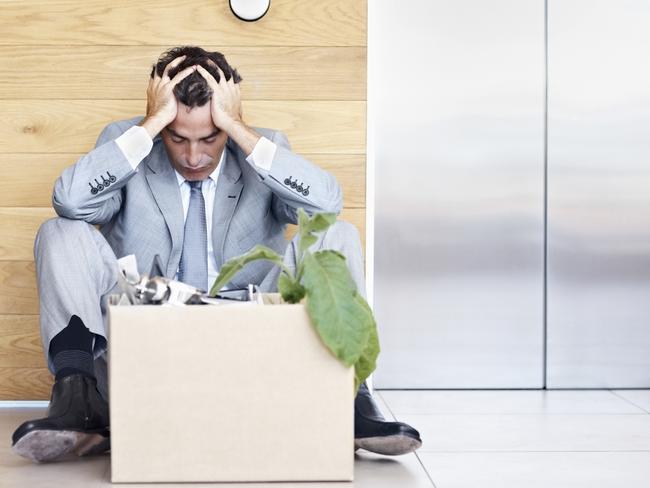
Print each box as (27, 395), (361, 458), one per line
(114, 124), (278, 289)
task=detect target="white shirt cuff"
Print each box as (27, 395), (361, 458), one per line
(115, 125), (153, 170)
(246, 136), (277, 171)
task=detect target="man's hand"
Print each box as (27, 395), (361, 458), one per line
(139, 55), (196, 139)
(196, 64), (260, 155)
(195, 64), (243, 131)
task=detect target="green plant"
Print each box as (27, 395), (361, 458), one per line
(209, 208), (380, 391)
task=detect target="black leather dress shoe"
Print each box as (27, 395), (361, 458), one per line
(354, 382), (422, 455)
(12, 374), (110, 463)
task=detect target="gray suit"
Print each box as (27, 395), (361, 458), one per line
(53, 117), (344, 285)
(35, 117), (365, 400)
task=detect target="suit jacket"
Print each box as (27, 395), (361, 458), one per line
(52, 116), (343, 288)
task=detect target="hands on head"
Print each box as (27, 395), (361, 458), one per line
(139, 55), (242, 139)
(195, 63), (243, 133)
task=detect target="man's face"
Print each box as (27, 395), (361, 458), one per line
(161, 102), (228, 181)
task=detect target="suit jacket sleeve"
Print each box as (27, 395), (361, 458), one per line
(52, 121), (138, 225)
(251, 130), (343, 225)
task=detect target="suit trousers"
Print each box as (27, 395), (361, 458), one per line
(34, 217), (366, 401)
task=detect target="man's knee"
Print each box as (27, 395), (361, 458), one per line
(324, 220), (363, 248)
(36, 217), (93, 239)
(290, 219), (363, 255)
(34, 217), (95, 256)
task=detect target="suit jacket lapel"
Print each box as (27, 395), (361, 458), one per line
(144, 143), (185, 277)
(212, 140), (243, 269)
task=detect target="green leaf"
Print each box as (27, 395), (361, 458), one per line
(353, 294), (381, 392)
(297, 208), (337, 255)
(206, 210), (381, 393)
(209, 245), (289, 296)
(301, 250), (371, 367)
(278, 272), (306, 303)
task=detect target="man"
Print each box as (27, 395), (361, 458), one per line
(11, 46), (422, 463)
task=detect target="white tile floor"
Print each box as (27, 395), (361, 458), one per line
(1, 389), (649, 487)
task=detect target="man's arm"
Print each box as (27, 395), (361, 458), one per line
(252, 130), (343, 224)
(195, 65), (343, 223)
(52, 122), (138, 224)
(53, 54), (195, 225)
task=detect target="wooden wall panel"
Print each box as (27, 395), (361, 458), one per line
(0, 209), (54, 261)
(0, 1), (366, 47)
(0, 0), (366, 400)
(0, 315), (43, 368)
(0, 262), (38, 315)
(0, 100), (365, 154)
(0, 208), (365, 262)
(0, 154), (365, 208)
(0, 368), (52, 400)
(0, 46), (366, 101)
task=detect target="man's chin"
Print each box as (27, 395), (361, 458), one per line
(181, 167), (211, 180)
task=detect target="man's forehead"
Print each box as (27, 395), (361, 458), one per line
(168, 103), (217, 137)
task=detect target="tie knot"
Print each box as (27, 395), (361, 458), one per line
(188, 180), (203, 190)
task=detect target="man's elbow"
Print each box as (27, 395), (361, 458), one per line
(52, 186), (95, 222)
(52, 191), (83, 220)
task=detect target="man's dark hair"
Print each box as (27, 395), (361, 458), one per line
(151, 46), (243, 108)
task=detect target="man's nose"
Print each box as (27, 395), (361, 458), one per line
(186, 143), (201, 167)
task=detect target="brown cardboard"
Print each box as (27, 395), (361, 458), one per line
(108, 297), (354, 483)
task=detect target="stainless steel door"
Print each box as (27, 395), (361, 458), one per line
(371, 0), (546, 388)
(547, 0), (650, 387)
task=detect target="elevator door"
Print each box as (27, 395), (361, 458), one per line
(372, 0), (546, 388)
(546, 0), (650, 388)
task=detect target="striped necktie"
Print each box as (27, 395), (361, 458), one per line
(178, 180), (208, 291)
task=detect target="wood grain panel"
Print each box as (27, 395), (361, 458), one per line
(0, 154), (365, 208)
(0, 208), (365, 315)
(0, 207), (365, 261)
(0, 261), (38, 315)
(0, 100), (366, 154)
(0, 207), (365, 398)
(0, 46), (366, 101)
(0, 0), (367, 402)
(0, 0), (366, 47)
(0, 212), (366, 376)
(0, 208), (54, 261)
(0, 367), (52, 400)
(0, 315), (43, 368)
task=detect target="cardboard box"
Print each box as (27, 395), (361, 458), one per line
(108, 295), (354, 483)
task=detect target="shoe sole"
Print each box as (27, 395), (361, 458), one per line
(12, 429), (110, 463)
(355, 434), (422, 456)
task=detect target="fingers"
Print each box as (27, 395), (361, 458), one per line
(195, 64), (218, 87)
(216, 66), (236, 87)
(161, 54), (187, 80)
(216, 67), (227, 85)
(204, 59), (224, 83)
(196, 64), (235, 86)
(168, 64), (196, 87)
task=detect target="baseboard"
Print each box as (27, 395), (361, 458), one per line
(0, 401), (49, 408)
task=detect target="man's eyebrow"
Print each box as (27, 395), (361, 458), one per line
(166, 128), (186, 139)
(201, 129), (220, 139)
(166, 128), (220, 140)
